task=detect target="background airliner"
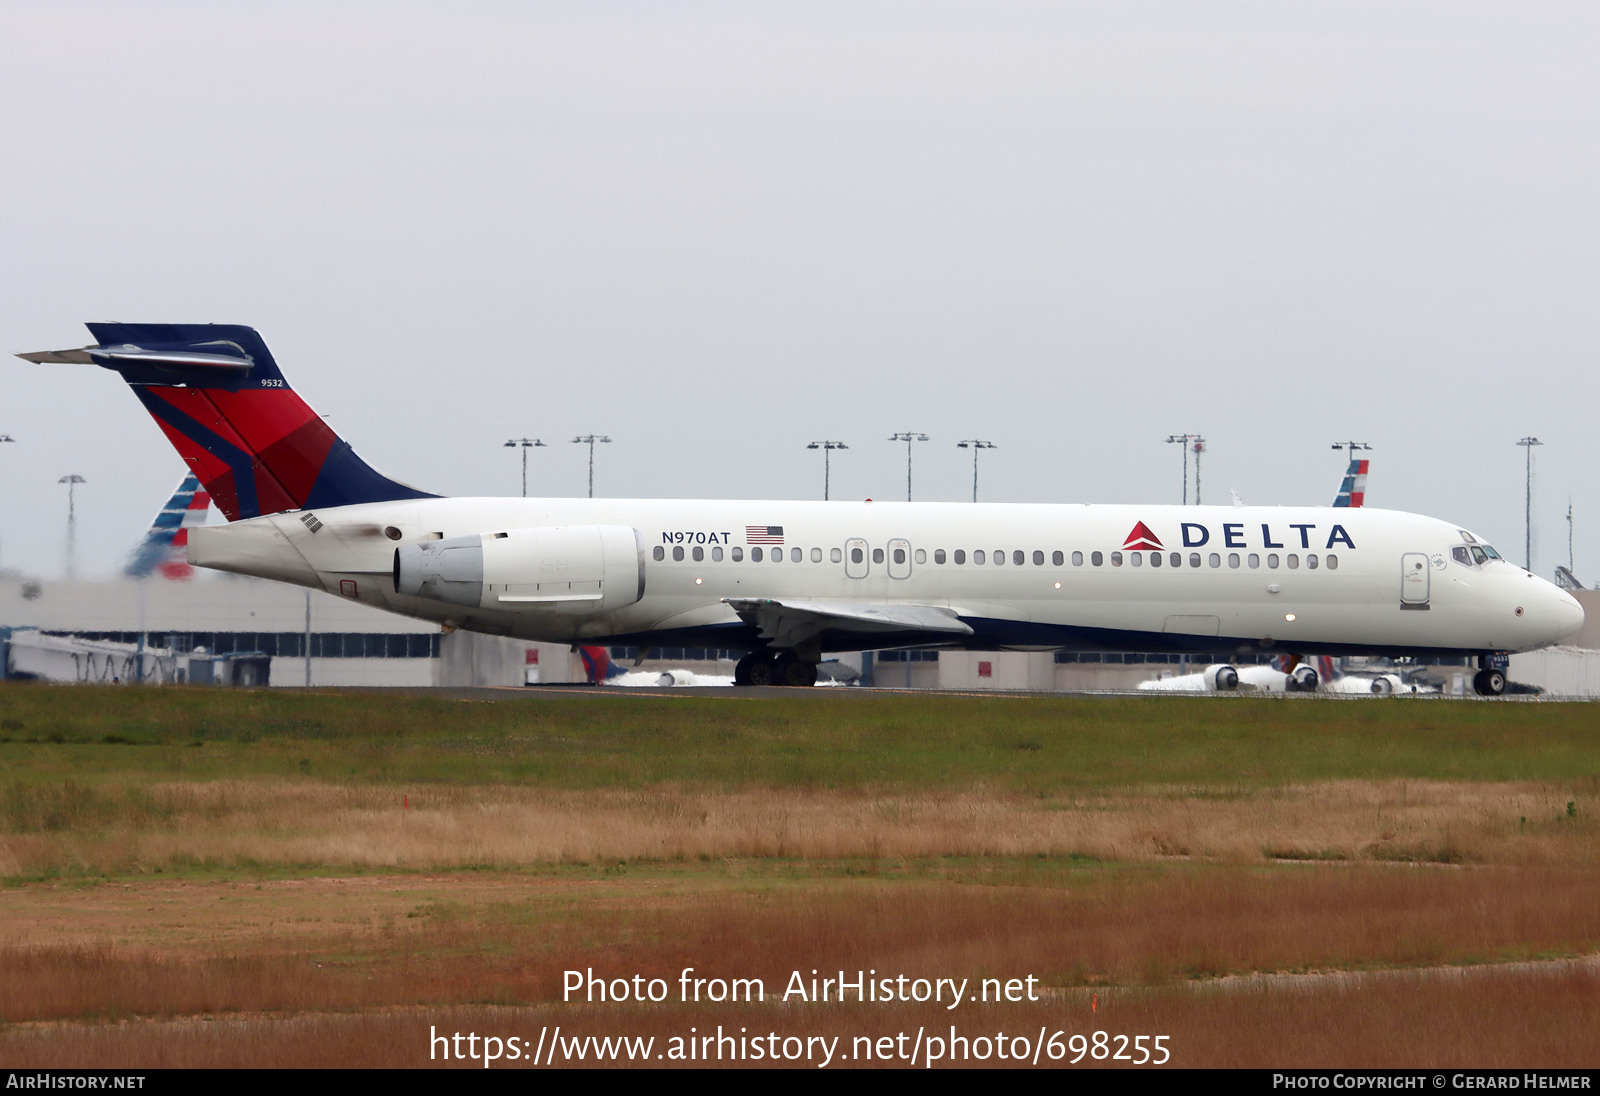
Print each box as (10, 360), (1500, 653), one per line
(18, 324), (1584, 694)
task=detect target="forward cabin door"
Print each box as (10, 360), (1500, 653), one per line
(1400, 552), (1430, 609)
(845, 537), (869, 579)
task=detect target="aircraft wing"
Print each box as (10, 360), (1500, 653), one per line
(722, 597), (973, 649)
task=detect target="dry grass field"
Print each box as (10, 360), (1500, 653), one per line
(1, 684), (1597, 1068)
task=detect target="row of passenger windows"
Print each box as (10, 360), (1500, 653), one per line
(650, 544), (1339, 571)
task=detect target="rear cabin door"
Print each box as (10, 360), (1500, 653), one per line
(1400, 553), (1430, 609)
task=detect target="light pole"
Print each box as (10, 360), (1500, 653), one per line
(0, 434), (13, 568)
(887, 432), (928, 502)
(956, 440), (996, 503)
(1517, 436), (1543, 571)
(1164, 434), (1195, 505)
(1190, 435), (1206, 506)
(503, 437), (545, 497)
(807, 441), (848, 501)
(58, 473), (86, 579)
(572, 435), (611, 498)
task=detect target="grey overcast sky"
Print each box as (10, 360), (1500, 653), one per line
(2, 1), (1596, 581)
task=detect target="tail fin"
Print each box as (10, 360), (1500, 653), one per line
(20, 324), (435, 521)
(125, 474), (210, 580)
(1332, 458), (1369, 507)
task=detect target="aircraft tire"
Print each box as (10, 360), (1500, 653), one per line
(1473, 669), (1506, 697)
(733, 654), (757, 687)
(746, 655), (777, 687)
(780, 659), (818, 688)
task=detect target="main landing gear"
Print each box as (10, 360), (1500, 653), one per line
(734, 651), (818, 688)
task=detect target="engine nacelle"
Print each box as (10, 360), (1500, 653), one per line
(1204, 664), (1240, 691)
(1287, 663), (1320, 692)
(393, 525), (645, 614)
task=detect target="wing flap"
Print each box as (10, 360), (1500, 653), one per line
(722, 597), (972, 649)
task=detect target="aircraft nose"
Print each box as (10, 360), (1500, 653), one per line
(1552, 588), (1585, 643)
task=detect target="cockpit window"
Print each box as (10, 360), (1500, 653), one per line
(1471, 546), (1489, 564)
(1481, 544), (1502, 560)
(1452, 546), (1472, 566)
(1459, 530), (1478, 544)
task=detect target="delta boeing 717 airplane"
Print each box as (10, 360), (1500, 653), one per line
(18, 324), (1584, 694)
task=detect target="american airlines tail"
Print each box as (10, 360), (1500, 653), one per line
(124, 474), (211, 580)
(22, 323), (434, 522)
(1332, 458), (1369, 507)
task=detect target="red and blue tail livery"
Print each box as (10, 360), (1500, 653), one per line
(22, 324), (434, 522)
(124, 473), (211, 580)
(1332, 459), (1369, 508)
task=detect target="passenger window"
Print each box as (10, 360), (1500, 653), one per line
(1052, 551), (1064, 566)
(1208, 553), (1219, 568)
(1305, 553), (1317, 570)
(752, 547), (764, 562)
(850, 547), (862, 564)
(1131, 552), (1143, 567)
(1267, 554), (1280, 569)
(954, 550), (966, 564)
(692, 546), (704, 562)
(1286, 554), (1298, 569)
(1326, 555), (1338, 570)
(1228, 553), (1240, 568)
(1015, 550), (1026, 566)
(1089, 551), (1101, 566)
(653, 546), (664, 561)
(831, 547), (842, 563)
(973, 550), (986, 564)
(1032, 550), (1044, 566)
(811, 547), (822, 562)
(791, 547), (802, 562)
(993, 550), (1004, 565)
(1169, 552), (1180, 567)
(1110, 551), (1122, 567)
(732, 547), (744, 562)
(872, 548), (884, 564)
(1149, 552), (1162, 568)
(772, 550), (782, 563)
(914, 549), (926, 564)
(1071, 551), (1082, 566)
(893, 548), (906, 564)
(1247, 553), (1260, 569)
(672, 546), (684, 561)
(712, 546), (724, 562)
(1191, 553), (1203, 568)
(934, 549), (946, 564)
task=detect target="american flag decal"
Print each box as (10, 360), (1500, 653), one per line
(745, 525), (784, 545)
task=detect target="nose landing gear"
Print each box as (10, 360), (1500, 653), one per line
(1472, 654), (1509, 697)
(1472, 669), (1507, 696)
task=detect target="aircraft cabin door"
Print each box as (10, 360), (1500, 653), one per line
(887, 538), (912, 579)
(845, 538), (869, 579)
(1400, 553), (1430, 609)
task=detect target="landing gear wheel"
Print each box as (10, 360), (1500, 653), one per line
(1473, 669), (1506, 697)
(733, 653), (761, 687)
(780, 659), (818, 688)
(746, 655), (777, 687)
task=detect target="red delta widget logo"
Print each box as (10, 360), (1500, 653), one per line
(1121, 521), (1357, 552)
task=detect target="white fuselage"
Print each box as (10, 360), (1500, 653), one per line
(188, 498), (1584, 657)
